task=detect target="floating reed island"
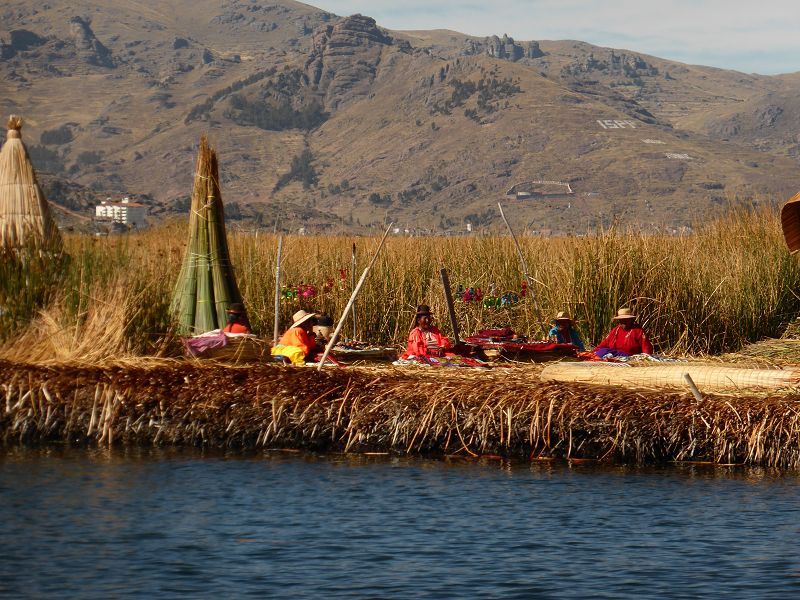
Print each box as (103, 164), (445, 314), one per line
(3, 358), (800, 468)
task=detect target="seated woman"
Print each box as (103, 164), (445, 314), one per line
(547, 311), (585, 351)
(222, 302), (251, 334)
(313, 314), (335, 344)
(594, 307), (653, 358)
(271, 310), (319, 364)
(402, 305), (452, 359)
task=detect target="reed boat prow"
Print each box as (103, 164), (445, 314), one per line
(781, 191), (800, 254)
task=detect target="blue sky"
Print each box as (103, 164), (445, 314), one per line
(312, 1), (799, 75)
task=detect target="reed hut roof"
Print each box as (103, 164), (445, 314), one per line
(0, 115), (62, 252)
(781, 190), (800, 254)
(170, 134), (242, 335)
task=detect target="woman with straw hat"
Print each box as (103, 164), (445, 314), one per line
(401, 304), (452, 359)
(547, 311), (585, 351)
(271, 310), (319, 365)
(594, 307), (653, 358)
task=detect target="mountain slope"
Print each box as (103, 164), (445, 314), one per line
(1, 0), (799, 234)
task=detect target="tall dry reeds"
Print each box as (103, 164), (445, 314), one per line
(1, 206), (799, 359)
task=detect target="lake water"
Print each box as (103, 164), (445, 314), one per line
(1, 448), (799, 599)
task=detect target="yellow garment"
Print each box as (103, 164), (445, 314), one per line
(271, 345), (306, 365)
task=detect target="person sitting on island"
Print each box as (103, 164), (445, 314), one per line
(271, 310), (320, 365)
(547, 311), (585, 351)
(594, 307), (653, 358)
(313, 314), (335, 345)
(222, 302), (251, 334)
(401, 305), (452, 359)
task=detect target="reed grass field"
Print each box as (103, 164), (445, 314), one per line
(2, 206), (800, 362)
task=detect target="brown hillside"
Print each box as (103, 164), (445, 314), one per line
(1, 0), (799, 234)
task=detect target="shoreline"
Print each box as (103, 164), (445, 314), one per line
(2, 358), (800, 467)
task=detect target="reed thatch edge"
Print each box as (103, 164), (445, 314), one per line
(2, 359), (800, 468)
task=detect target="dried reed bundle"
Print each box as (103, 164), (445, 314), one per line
(3, 360), (800, 468)
(170, 135), (241, 334)
(0, 115), (62, 253)
(540, 362), (800, 392)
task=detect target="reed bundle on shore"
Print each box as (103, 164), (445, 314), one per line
(170, 135), (241, 334)
(541, 362), (800, 393)
(2, 359), (800, 468)
(0, 116), (62, 253)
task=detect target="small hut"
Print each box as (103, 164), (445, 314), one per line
(170, 135), (243, 334)
(0, 115), (62, 254)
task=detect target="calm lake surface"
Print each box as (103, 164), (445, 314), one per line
(1, 448), (799, 599)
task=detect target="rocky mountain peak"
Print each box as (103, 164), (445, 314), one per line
(68, 16), (113, 68)
(306, 14), (394, 110)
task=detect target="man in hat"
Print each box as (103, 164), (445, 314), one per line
(222, 302), (251, 334)
(271, 310), (319, 364)
(594, 307), (653, 358)
(547, 311), (585, 351)
(401, 305), (452, 359)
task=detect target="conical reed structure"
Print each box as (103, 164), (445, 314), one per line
(170, 135), (242, 334)
(0, 115), (62, 253)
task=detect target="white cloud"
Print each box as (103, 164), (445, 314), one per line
(313, 0), (800, 74)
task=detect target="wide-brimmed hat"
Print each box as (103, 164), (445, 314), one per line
(552, 311), (572, 323)
(612, 307), (637, 320)
(226, 302), (246, 314)
(415, 304), (433, 316)
(292, 309), (317, 327)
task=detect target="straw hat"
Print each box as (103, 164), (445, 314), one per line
(292, 309), (317, 328)
(552, 311), (572, 323)
(612, 307), (637, 320)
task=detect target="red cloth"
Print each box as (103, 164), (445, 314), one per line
(278, 326), (316, 356)
(402, 326), (452, 359)
(595, 324), (653, 355)
(223, 322), (251, 334)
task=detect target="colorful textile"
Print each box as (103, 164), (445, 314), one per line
(594, 325), (653, 356)
(182, 331), (227, 357)
(547, 326), (586, 351)
(393, 355), (491, 368)
(402, 326), (452, 359)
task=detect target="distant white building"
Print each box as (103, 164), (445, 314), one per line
(95, 197), (147, 228)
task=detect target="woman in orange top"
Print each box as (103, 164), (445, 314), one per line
(402, 305), (452, 359)
(222, 303), (251, 334)
(271, 310), (319, 364)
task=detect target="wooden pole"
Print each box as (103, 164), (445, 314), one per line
(497, 201), (548, 336)
(351, 242), (357, 339)
(273, 235), (283, 344)
(317, 223), (393, 370)
(439, 267), (460, 344)
(683, 373), (704, 402)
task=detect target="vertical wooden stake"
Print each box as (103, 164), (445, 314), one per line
(439, 268), (460, 344)
(273, 235), (283, 344)
(497, 201), (548, 337)
(683, 373), (704, 402)
(351, 242), (357, 339)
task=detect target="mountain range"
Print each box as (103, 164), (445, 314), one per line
(2, 0), (799, 234)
